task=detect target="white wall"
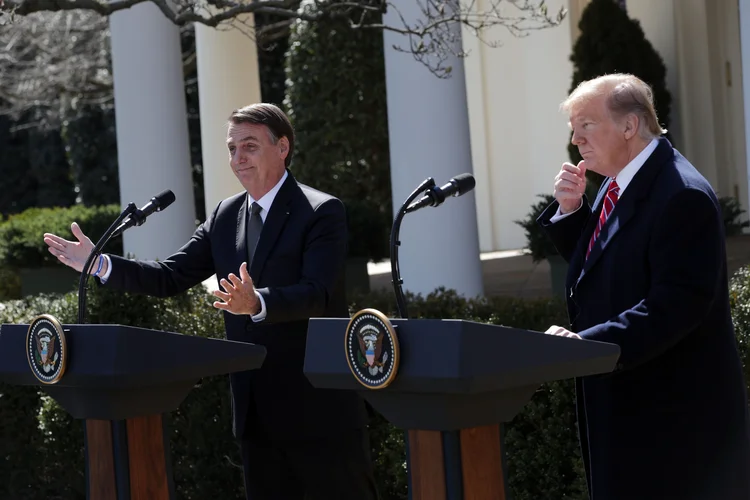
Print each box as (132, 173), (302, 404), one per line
(462, 0), (573, 252)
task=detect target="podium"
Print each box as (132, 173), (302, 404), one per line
(0, 322), (266, 500)
(304, 316), (620, 500)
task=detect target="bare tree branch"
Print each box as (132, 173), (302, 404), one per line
(0, 9), (197, 127)
(1, 0), (566, 62)
(0, 0), (566, 125)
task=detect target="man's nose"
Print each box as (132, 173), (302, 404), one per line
(571, 130), (583, 145)
(231, 151), (244, 167)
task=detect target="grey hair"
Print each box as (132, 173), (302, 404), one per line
(561, 73), (667, 140)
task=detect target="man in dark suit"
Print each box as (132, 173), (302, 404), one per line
(43, 103), (379, 500)
(537, 74), (750, 500)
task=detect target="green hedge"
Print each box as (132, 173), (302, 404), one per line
(3, 267), (750, 499)
(0, 204), (125, 300)
(0, 204), (123, 269)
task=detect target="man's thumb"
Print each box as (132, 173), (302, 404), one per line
(577, 160), (587, 178)
(70, 222), (86, 242)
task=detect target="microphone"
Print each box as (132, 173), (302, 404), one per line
(405, 173), (475, 213)
(111, 190), (176, 238)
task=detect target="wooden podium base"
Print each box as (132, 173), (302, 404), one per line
(407, 424), (507, 500)
(84, 415), (175, 500)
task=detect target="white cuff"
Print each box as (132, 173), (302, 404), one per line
(549, 199), (583, 223)
(251, 291), (267, 322)
(97, 254), (113, 283)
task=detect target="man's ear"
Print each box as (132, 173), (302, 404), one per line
(623, 113), (639, 140)
(278, 137), (290, 161)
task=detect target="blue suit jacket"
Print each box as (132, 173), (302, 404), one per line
(538, 138), (750, 500)
(101, 170), (368, 442)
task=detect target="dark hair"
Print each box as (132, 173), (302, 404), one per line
(228, 103), (295, 167)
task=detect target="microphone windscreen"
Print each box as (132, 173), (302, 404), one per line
(453, 173), (476, 195)
(155, 190), (176, 210)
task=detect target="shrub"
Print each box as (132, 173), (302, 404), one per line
(10, 266), (750, 500)
(720, 196), (750, 237)
(514, 194), (560, 262)
(284, 0), (392, 262)
(730, 266), (750, 384)
(0, 204), (123, 269)
(0, 282), (580, 500)
(567, 0), (672, 194)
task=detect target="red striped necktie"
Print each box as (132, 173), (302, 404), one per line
(587, 179), (620, 259)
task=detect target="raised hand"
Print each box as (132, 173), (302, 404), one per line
(554, 160), (587, 214)
(43, 222), (96, 273)
(212, 262), (261, 316)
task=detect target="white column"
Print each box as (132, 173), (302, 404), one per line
(739, 0), (750, 213)
(195, 19), (262, 216)
(109, 4), (197, 260)
(673, 0), (719, 188)
(382, 2), (484, 298)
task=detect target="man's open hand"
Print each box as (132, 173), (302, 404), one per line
(545, 325), (582, 339)
(43, 222), (96, 273)
(212, 262), (260, 316)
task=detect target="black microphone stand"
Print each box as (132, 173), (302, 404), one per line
(390, 177), (436, 320)
(77, 202), (139, 324)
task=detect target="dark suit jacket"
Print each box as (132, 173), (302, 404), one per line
(538, 138), (750, 500)
(101, 170), (368, 442)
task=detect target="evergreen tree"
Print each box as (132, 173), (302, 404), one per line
(568, 0), (672, 193)
(284, 0), (392, 267)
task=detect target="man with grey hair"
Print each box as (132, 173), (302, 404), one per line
(537, 74), (750, 499)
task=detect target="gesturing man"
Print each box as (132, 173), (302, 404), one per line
(44, 103), (379, 500)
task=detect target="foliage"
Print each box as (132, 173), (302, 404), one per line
(0, 204), (123, 269)
(0, 113), (76, 217)
(514, 194), (559, 262)
(284, 0), (392, 261)
(730, 266), (750, 384)
(719, 196), (750, 237)
(61, 105), (120, 207)
(567, 0), (672, 191)
(256, 12), (290, 109)
(10, 263), (750, 500)
(0, 265), (22, 301)
(0, 279), (590, 500)
(1, 0), (566, 81)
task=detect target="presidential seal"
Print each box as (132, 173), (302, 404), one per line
(26, 314), (67, 385)
(345, 308), (400, 389)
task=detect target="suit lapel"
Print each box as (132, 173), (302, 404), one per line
(249, 173), (295, 281)
(575, 137), (674, 286)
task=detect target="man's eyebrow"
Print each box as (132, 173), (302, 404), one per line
(227, 135), (258, 145)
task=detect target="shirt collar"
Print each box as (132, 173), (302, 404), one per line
(614, 137), (659, 194)
(248, 169), (288, 222)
